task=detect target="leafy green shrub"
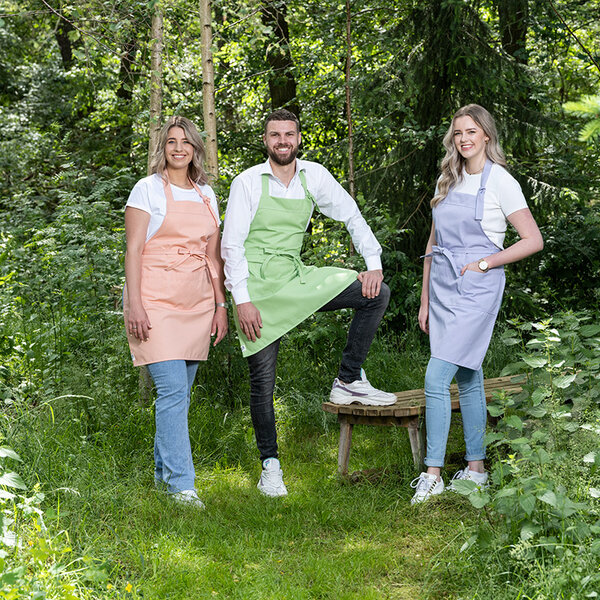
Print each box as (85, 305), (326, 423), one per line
(456, 310), (600, 597)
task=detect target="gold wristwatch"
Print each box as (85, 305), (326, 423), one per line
(478, 259), (489, 272)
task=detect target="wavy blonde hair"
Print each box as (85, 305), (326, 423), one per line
(431, 104), (507, 207)
(149, 116), (208, 185)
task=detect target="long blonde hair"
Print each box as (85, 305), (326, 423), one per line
(149, 116), (208, 185)
(431, 104), (507, 207)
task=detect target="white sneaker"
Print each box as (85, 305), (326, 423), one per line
(447, 467), (489, 491)
(410, 472), (445, 504)
(329, 370), (397, 406)
(257, 458), (288, 497)
(170, 489), (206, 509)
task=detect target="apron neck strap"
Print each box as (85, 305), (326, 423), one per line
(298, 170), (315, 204)
(475, 159), (494, 221)
(162, 173), (219, 228)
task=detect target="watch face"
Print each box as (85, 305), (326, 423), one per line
(479, 260), (489, 272)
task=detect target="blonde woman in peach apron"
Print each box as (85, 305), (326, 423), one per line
(124, 116), (227, 509)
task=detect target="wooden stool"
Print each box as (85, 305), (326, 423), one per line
(322, 375), (523, 475)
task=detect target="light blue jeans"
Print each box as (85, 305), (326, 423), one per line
(424, 357), (487, 467)
(146, 360), (199, 493)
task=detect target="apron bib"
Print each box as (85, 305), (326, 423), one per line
(428, 160), (505, 370)
(124, 176), (219, 366)
(234, 171), (357, 356)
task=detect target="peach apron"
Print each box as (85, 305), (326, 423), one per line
(124, 177), (219, 366)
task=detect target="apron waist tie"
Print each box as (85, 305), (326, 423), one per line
(421, 245), (462, 277)
(249, 249), (307, 283)
(145, 248), (218, 279)
(422, 245), (498, 277)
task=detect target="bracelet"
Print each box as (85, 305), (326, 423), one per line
(216, 302), (228, 309)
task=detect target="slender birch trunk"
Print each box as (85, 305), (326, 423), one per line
(141, 1), (163, 402)
(147, 2), (163, 174)
(345, 0), (355, 254)
(200, 0), (219, 181)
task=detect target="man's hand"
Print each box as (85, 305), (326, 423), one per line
(357, 269), (384, 299)
(236, 302), (263, 342)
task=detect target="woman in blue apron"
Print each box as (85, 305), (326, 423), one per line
(411, 105), (543, 504)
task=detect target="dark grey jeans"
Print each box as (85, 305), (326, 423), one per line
(246, 280), (391, 461)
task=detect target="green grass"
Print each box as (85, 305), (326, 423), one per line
(2, 320), (597, 599)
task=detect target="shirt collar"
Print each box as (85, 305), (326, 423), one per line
(259, 158), (306, 179)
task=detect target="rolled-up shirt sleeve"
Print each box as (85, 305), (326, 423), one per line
(310, 164), (382, 271)
(221, 175), (254, 305)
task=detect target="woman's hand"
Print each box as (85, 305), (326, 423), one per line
(211, 306), (228, 346)
(460, 261), (485, 275)
(418, 300), (429, 334)
(128, 303), (152, 341)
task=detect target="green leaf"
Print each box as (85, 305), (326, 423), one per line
(469, 490), (490, 509)
(553, 374), (576, 388)
(495, 486), (517, 498)
(531, 387), (550, 405)
(452, 480), (477, 495)
(519, 494), (536, 515)
(538, 490), (558, 508)
(500, 362), (526, 376)
(0, 472), (27, 490)
(504, 415), (524, 431)
(527, 406), (547, 418)
(0, 447), (21, 461)
(580, 324), (600, 337)
(522, 356), (548, 369)
(487, 404), (504, 417)
(520, 520), (540, 540)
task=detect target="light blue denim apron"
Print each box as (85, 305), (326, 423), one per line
(427, 160), (505, 370)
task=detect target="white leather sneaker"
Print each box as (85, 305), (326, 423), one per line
(171, 489), (206, 509)
(410, 472), (445, 504)
(447, 467), (489, 491)
(329, 371), (397, 406)
(257, 458), (288, 497)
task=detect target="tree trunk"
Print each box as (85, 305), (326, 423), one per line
(141, 1), (164, 402)
(260, 1), (299, 117)
(200, 0), (219, 182)
(497, 0), (529, 64)
(147, 3), (163, 174)
(55, 18), (75, 70)
(345, 0), (355, 255)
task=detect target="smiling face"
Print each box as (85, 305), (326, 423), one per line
(453, 115), (489, 171)
(164, 126), (193, 172)
(263, 120), (301, 167)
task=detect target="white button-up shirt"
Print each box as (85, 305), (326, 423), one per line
(221, 158), (383, 305)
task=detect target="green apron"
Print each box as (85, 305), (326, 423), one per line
(234, 170), (358, 356)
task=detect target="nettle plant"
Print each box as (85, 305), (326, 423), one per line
(455, 311), (600, 559)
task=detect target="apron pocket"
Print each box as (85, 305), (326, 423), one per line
(460, 268), (505, 314)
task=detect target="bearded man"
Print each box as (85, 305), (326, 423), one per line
(221, 109), (395, 497)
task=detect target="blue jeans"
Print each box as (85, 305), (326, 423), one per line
(246, 280), (391, 462)
(146, 360), (199, 493)
(424, 356), (487, 467)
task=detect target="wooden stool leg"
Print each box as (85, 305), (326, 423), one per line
(338, 417), (353, 476)
(407, 416), (425, 468)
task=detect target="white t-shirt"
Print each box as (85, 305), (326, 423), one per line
(126, 173), (220, 241)
(437, 164), (528, 248)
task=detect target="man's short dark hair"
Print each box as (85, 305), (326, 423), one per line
(264, 109), (301, 133)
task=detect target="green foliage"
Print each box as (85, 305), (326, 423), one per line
(563, 94), (600, 142)
(455, 310), (600, 597)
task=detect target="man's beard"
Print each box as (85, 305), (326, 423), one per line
(267, 144), (299, 166)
